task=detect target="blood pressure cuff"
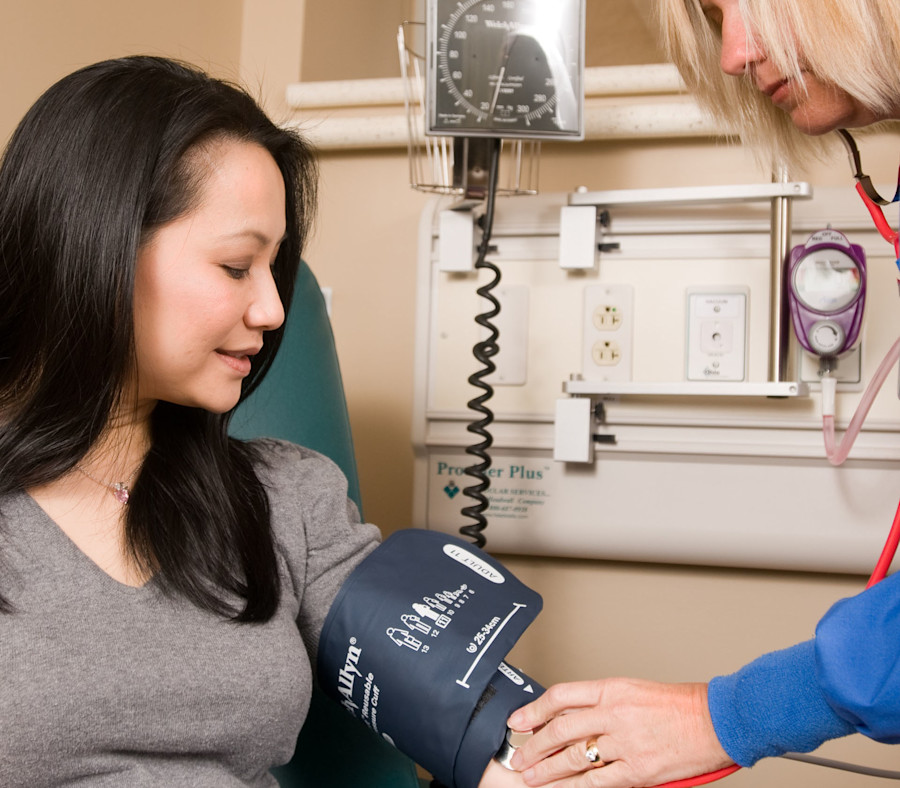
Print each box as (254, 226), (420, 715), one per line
(317, 529), (544, 788)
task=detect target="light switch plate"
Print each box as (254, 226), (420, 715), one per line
(484, 285), (529, 386)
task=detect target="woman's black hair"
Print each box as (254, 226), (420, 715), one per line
(0, 56), (318, 619)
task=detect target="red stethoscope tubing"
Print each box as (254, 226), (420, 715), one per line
(867, 495), (900, 589)
(855, 182), (900, 260)
(838, 128), (900, 259)
(653, 765), (743, 788)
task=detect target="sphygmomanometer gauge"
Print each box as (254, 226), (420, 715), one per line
(426, 0), (585, 140)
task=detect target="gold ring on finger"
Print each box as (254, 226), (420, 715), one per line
(584, 739), (604, 767)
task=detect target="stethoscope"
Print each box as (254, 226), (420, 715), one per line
(837, 128), (900, 263)
(832, 126), (900, 585)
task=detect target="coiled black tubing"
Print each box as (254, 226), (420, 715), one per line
(460, 138), (502, 549)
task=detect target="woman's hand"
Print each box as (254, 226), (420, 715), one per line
(505, 679), (734, 787)
(478, 756), (561, 788)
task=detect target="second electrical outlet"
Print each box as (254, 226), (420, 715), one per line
(582, 284), (634, 382)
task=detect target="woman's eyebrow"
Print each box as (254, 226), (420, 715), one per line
(220, 229), (288, 245)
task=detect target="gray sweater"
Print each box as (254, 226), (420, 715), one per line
(0, 440), (380, 786)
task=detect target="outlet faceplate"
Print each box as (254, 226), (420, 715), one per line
(582, 284), (633, 381)
(686, 288), (748, 381)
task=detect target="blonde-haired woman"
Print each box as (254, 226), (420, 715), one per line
(504, 2), (900, 787)
(665, 0), (900, 162)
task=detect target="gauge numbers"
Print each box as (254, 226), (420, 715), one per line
(427, 0), (585, 139)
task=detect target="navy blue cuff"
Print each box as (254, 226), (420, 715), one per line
(317, 529), (542, 787)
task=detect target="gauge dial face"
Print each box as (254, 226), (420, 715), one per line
(792, 248), (862, 313)
(427, 0), (584, 139)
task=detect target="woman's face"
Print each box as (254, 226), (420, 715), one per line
(133, 140), (287, 414)
(700, 0), (879, 134)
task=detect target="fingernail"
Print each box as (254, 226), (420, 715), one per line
(508, 711), (523, 728)
(510, 751), (523, 770)
(522, 768), (535, 783)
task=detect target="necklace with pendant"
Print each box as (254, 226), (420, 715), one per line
(76, 464), (140, 504)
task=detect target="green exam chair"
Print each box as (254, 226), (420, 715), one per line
(230, 260), (422, 788)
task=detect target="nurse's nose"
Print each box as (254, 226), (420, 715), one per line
(719, 9), (765, 76)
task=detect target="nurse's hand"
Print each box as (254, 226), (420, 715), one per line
(505, 679), (734, 787)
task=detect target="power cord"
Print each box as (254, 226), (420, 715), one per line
(784, 752), (900, 780)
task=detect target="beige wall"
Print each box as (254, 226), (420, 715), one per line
(300, 0), (412, 81)
(0, 0), (245, 147)
(3, 3), (899, 786)
(297, 0), (667, 83)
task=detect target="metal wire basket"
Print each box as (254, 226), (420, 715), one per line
(398, 21), (540, 198)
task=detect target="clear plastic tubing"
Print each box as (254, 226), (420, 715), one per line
(822, 336), (900, 466)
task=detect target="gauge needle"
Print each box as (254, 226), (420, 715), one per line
(489, 34), (516, 117)
(488, 65), (506, 117)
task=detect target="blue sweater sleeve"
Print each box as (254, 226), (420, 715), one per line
(708, 640), (854, 766)
(708, 572), (900, 766)
(814, 572), (900, 743)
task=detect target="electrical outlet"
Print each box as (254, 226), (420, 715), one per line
(592, 305), (624, 331)
(582, 284), (633, 381)
(591, 339), (622, 365)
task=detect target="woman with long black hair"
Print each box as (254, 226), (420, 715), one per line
(0, 55), (532, 787)
(0, 55), (373, 785)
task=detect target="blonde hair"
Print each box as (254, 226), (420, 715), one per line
(658, 0), (900, 166)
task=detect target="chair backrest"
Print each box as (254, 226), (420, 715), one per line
(231, 260), (420, 788)
(230, 262), (361, 507)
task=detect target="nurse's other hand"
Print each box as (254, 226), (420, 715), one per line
(506, 678), (734, 787)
